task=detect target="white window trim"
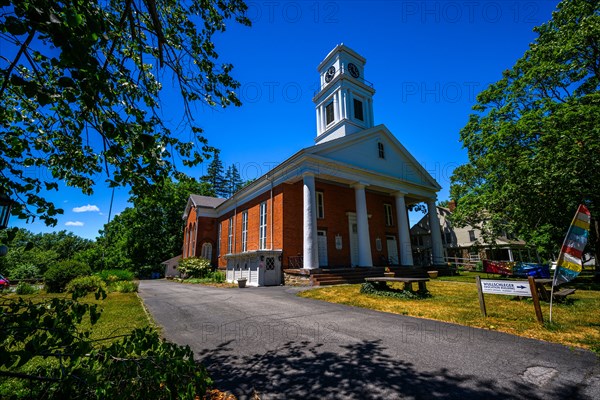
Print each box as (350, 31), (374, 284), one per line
(241, 211), (248, 252)
(325, 102), (334, 126)
(259, 202), (267, 250)
(201, 242), (212, 260)
(227, 217), (233, 253)
(378, 142), (385, 159)
(316, 191), (324, 219)
(384, 203), (393, 227)
(217, 222), (221, 257)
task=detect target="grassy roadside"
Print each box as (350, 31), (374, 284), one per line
(3, 291), (151, 341)
(0, 291), (151, 397)
(299, 280), (600, 354)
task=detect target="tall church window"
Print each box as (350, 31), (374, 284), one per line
(354, 99), (364, 121)
(259, 202), (267, 249)
(384, 204), (393, 226)
(316, 192), (324, 219)
(227, 217), (233, 253)
(241, 210), (248, 252)
(191, 223), (196, 257)
(325, 102), (334, 125)
(378, 142), (385, 159)
(201, 242), (212, 261)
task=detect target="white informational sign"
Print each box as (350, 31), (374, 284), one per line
(480, 279), (532, 297)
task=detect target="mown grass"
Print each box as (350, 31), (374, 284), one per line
(0, 291), (151, 396)
(439, 270), (600, 291)
(299, 280), (600, 353)
(3, 291), (150, 341)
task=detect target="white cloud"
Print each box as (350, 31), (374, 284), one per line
(65, 221), (84, 227)
(72, 204), (100, 213)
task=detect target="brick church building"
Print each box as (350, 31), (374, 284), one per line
(181, 44), (444, 286)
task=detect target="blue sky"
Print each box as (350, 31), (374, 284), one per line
(12, 0), (561, 239)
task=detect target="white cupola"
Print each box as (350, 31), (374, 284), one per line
(312, 44), (376, 145)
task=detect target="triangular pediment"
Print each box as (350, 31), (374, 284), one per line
(306, 125), (440, 190)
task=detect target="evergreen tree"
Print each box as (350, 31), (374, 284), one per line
(201, 152), (226, 197)
(224, 164), (243, 197)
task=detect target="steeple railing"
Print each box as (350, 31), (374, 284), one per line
(314, 74), (374, 95)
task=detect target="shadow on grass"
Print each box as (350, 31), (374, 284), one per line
(199, 339), (582, 399)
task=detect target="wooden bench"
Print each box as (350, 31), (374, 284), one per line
(553, 288), (576, 300)
(534, 279), (576, 302)
(365, 277), (430, 293)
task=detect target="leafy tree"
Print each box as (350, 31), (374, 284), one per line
(98, 177), (212, 274)
(0, 228), (94, 277)
(450, 0), (600, 275)
(0, 291), (212, 398)
(223, 163), (243, 197)
(0, 0), (251, 226)
(202, 151), (226, 197)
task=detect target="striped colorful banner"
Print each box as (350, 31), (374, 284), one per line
(554, 204), (591, 286)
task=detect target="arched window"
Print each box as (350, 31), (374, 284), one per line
(187, 223), (193, 257)
(378, 142), (385, 159)
(201, 242), (213, 261)
(183, 226), (188, 257)
(190, 223), (196, 257)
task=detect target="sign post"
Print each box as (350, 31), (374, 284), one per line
(476, 277), (544, 324)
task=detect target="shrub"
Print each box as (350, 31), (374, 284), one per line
(111, 280), (138, 293)
(44, 260), (92, 293)
(0, 296), (212, 398)
(15, 282), (37, 295)
(96, 269), (134, 282)
(178, 257), (212, 278)
(8, 263), (41, 280)
(359, 281), (431, 299)
(66, 276), (107, 294)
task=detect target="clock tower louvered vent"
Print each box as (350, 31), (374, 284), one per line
(313, 44), (375, 145)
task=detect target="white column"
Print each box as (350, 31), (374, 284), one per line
(427, 199), (444, 265)
(341, 90), (347, 119)
(353, 183), (372, 267)
(333, 92), (340, 123)
(316, 106), (321, 135)
(303, 173), (318, 269)
(394, 192), (413, 266)
(508, 248), (514, 262)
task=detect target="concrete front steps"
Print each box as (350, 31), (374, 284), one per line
(310, 266), (429, 286)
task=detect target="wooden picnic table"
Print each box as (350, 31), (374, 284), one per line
(534, 278), (576, 302)
(365, 277), (430, 292)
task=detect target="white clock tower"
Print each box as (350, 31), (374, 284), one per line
(312, 44), (376, 145)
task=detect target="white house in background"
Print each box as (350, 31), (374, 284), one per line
(182, 44), (445, 286)
(410, 203), (535, 266)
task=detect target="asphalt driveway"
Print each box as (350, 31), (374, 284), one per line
(139, 280), (599, 400)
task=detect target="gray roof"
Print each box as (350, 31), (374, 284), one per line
(161, 254), (182, 265)
(190, 194), (226, 209)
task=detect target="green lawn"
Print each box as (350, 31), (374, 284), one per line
(439, 271), (600, 291)
(299, 280), (600, 354)
(0, 291), (151, 396)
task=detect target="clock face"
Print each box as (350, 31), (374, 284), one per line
(348, 63), (360, 78)
(325, 66), (336, 83)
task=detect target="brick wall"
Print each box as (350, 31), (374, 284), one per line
(192, 179), (404, 270)
(215, 186), (284, 268)
(281, 179), (400, 268)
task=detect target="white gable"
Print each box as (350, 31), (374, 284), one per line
(308, 125), (440, 189)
